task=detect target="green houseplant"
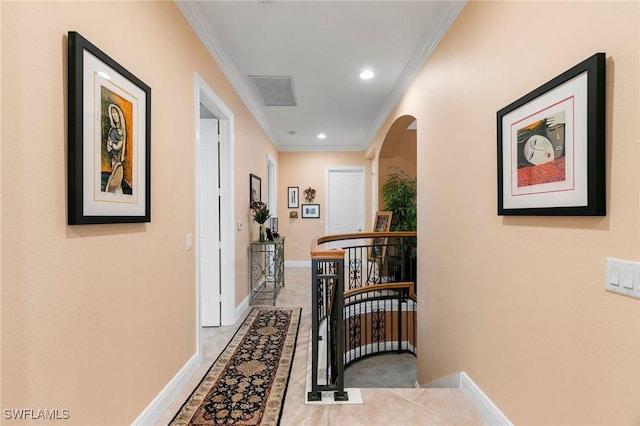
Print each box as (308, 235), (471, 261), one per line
(380, 169), (417, 284)
(380, 170), (417, 232)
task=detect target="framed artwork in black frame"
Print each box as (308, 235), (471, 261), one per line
(250, 174), (261, 203)
(301, 204), (320, 219)
(497, 52), (605, 216)
(287, 186), (299, 208)
(67, 31), (151, 224)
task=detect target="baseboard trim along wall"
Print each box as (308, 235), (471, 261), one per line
(425, 372), (512, 426)
(132, 353), (199, 425)
(234, 295), (250, 324)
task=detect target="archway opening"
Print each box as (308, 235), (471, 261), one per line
(378, 115), (417, 230)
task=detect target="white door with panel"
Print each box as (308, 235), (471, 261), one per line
(326, 167), (366, 284)
(199, 118), (221, 327)
(326, 166), (365, 244)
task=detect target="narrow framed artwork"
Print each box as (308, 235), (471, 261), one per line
(68, 31), (151, 224)
(369, 210), (393, 261)
(301, 204), (320, 219)
(497, 52), (606, 216)
(250, 174), (261, 203)
(287, 186), (299, 208)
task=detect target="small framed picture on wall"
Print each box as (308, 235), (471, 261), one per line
(287, 186), (299, 208)
(250, 174), (261, 203)
(301, 204), (320, 219)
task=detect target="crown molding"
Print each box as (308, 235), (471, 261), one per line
(176, 0), (465, 153)
(277, 142), (364, 153)
(174, 1), (280, 149)
(360, 1), (466, 149)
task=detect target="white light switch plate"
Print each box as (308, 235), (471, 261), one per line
(605, 257), (640, 299)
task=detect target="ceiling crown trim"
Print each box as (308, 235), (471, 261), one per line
(361, 0), (466, 150)
(175, 1), (281, 148)
(176, 0), (465, 152)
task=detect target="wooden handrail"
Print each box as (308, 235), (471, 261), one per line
(310, 231), (416, 259)
(343, 281), (416, 301)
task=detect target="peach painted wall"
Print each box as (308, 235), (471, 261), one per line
(1, 1), (275, 424)
(379, 128), (417, 182)
(278, 151), (366, 262)
(378, 122), (417, 210)
(366, 2), (639, 424)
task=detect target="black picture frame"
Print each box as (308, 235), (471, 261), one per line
(497, 52), (605, 216)
(250, 174), (261, 203)
(287, 186), (299, 208)
(301, 204), (320, 219)
(68, 31), (151, 225)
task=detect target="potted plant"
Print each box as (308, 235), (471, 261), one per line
(250, 201), (271, 242)
(380, 169), (417, 283)
(381, 170), (416, 232)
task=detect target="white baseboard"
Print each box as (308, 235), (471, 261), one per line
(285, 260), (311, 268)
(131, 353), (199, 425)
(425, 372), (463, 389)
(232, 296), (250, 325)
(423, 372), (511, 425)
(460, 372), (512, 426)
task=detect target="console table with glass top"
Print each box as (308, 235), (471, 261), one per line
(249, 238), (285, 305)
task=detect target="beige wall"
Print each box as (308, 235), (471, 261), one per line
(378, 116), (417, 210)
(367, 1), (639, 424)
(1, 1), (275, 424)
(379, 132), (417, 183)
(278, 151), (366, 261)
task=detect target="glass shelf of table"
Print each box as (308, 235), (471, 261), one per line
(249, 237), (285, 305)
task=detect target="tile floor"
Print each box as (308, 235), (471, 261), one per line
(158, 267), (486, 425)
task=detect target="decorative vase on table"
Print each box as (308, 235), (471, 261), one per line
(250, 201), (271, 243)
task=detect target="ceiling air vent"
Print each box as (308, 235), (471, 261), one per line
(249, 75), (297, 107)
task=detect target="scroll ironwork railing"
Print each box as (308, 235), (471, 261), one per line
(308, 232), (417, 402)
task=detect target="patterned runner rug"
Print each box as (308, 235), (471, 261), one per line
(171, 307), (301, 426)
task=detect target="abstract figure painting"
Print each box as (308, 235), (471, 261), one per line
(515, 111), (566, 187)
(102, 91), (131, 195)
(497, 53), (605, 216)
(68, 31), (151, 224)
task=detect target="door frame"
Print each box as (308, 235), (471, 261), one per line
(266, 153), (277, 217)
(194, 74), (236, 362)
(324, 166), (366, 236)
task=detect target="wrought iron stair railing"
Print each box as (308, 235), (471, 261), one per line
(308, 232), (417, 402)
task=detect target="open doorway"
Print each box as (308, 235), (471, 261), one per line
(195, 74), (236, 365)
(378, 115), (417, 212)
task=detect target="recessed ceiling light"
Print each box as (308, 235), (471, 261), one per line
(317, 133), (327, 139)
(359, 70), (375, 80)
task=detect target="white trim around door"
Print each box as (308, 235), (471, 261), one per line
(194, 74), (237, 343)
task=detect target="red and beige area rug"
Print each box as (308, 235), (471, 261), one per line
(171, 307), (301, 426)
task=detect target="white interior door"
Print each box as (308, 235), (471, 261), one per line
(199, 117), (221, 327)
(326, 166), (366, 285)
(326, 166), (365, 237)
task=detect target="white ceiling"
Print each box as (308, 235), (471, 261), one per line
(176, 1), (465, 152)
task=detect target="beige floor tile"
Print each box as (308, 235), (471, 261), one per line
(158, 267), (486, 426)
